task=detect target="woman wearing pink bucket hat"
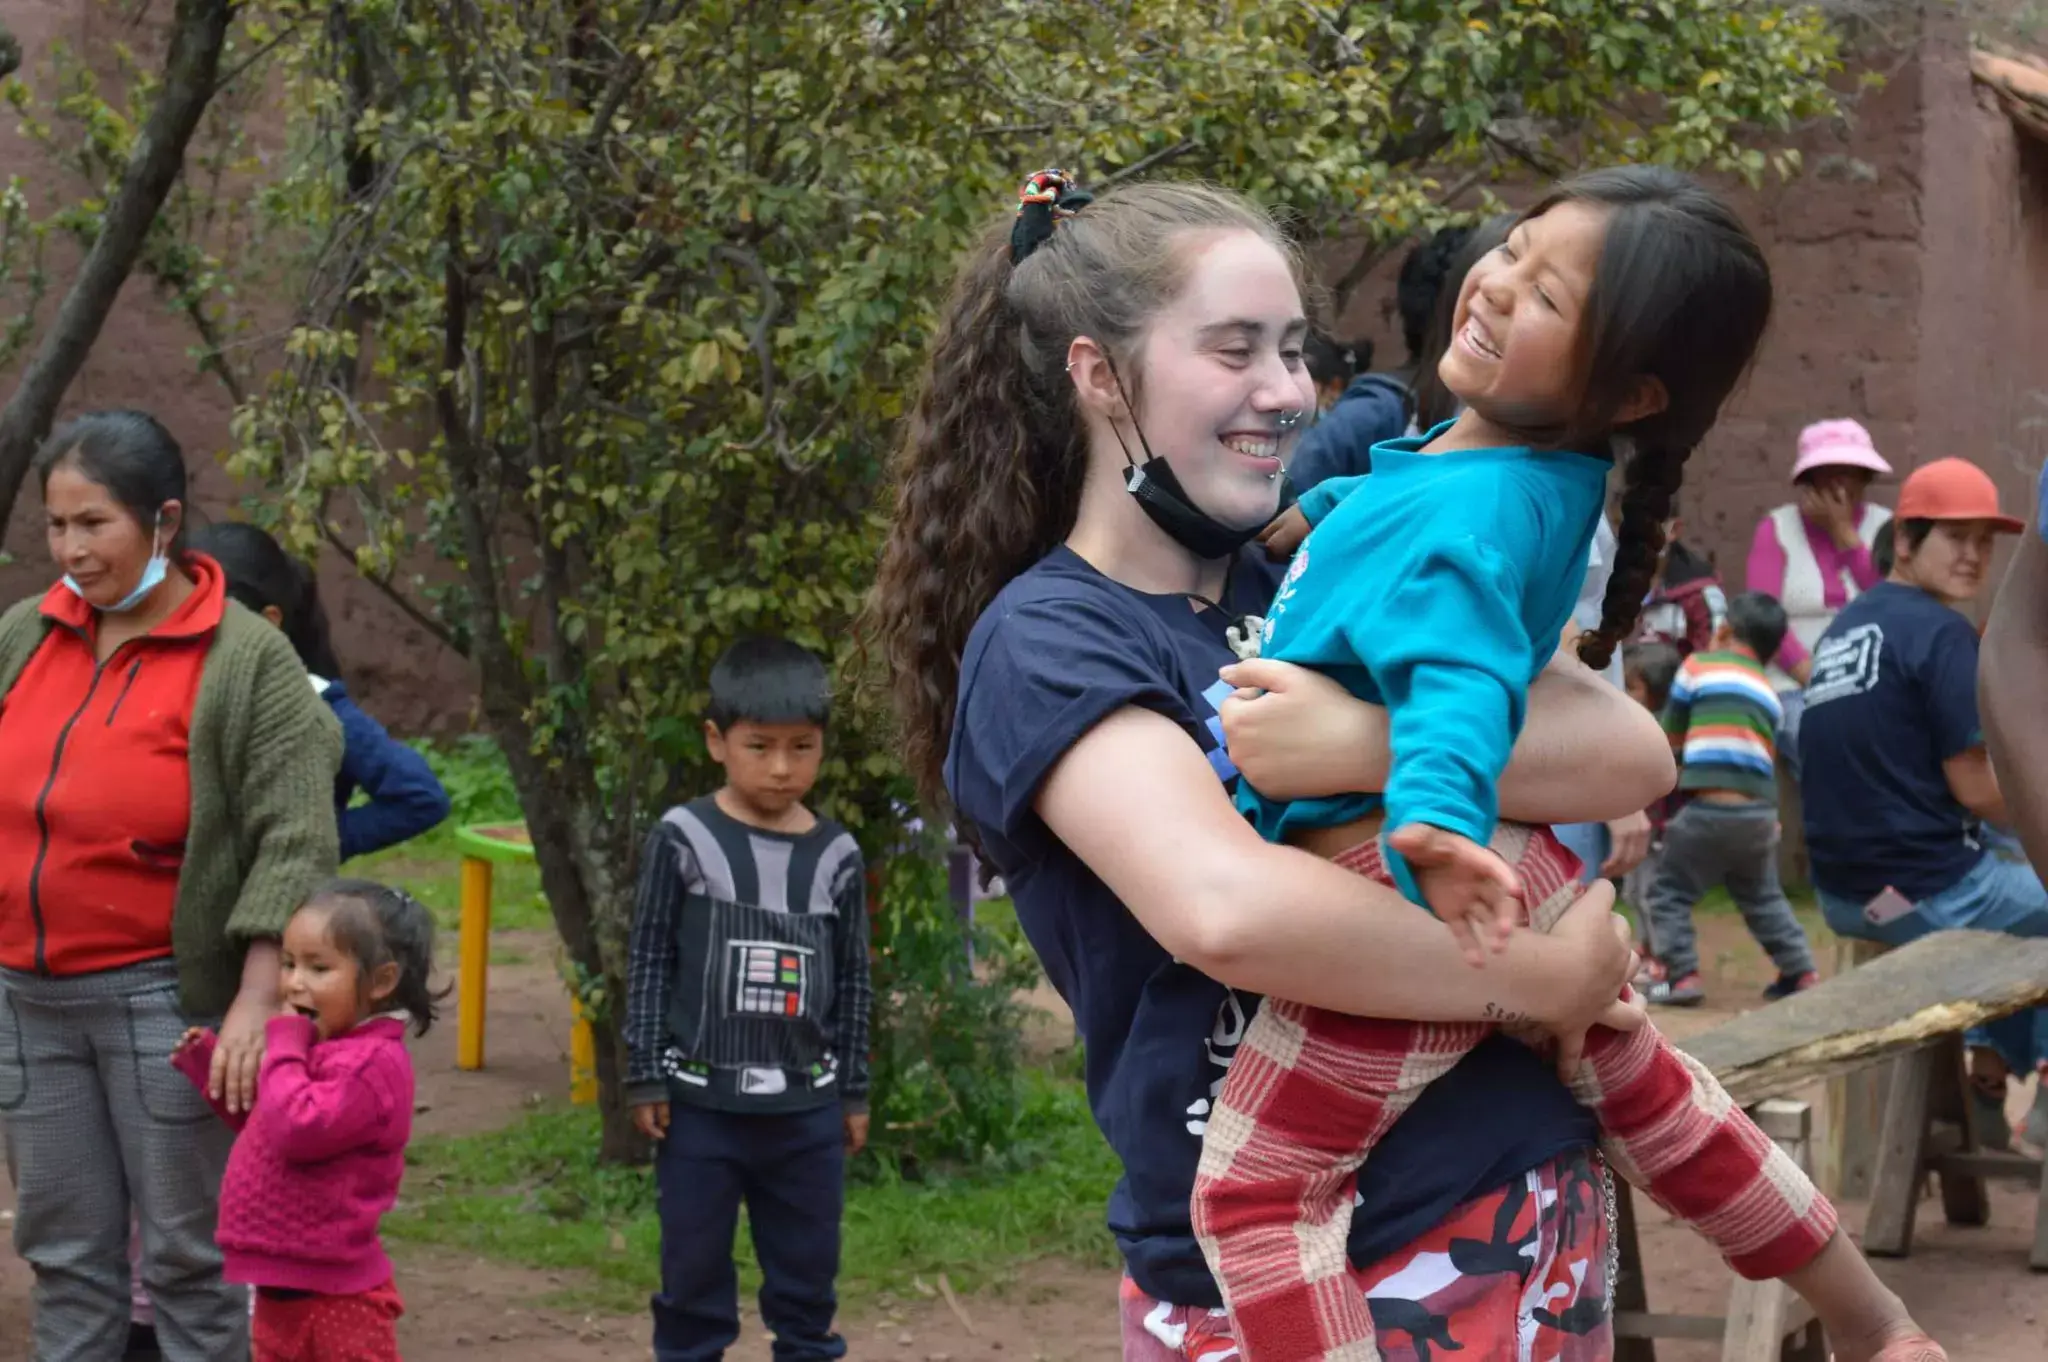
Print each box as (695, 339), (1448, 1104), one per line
(1744, 418), (1894, 774)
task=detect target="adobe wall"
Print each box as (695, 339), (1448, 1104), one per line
(0, 0), (476, 734)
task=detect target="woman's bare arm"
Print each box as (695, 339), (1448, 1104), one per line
(1220, 651), (1674, 822)
(1038, 705), (1638, 1034)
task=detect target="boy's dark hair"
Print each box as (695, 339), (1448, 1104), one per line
(707, 636), (831, 732)
(33, 410), (190, 555)
(188, 521), (344, 678)
(1623, 641), (1683, 712)
(1303, 330), (1359, 389)
(1725, 591), (1790, 665)
(1396, 226), (1475, 361)
(305, 877), (447, 1037)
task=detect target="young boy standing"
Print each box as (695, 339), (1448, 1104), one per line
(625, 636), (871, 1361)
(1644, 593), (1820, 1007)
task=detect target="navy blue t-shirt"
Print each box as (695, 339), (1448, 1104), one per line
(945, 544), (1596, 1308)
(1799, 582), (1988, 903)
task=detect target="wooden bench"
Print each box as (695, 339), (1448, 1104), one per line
(1612, 929), (2048, 1360)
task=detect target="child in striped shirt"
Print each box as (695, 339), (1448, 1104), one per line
(1644, 591), (1820, 1007)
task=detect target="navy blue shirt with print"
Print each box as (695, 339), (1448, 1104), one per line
(1799, 582), (1987, 903)
(945, 545), (1596, 1308)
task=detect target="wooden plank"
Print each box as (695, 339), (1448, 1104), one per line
(2033, 1146), (2048, 1271)
(1615, 1312), (1723, 1343)
(1679, 932), (2048, 1106)
(1719, 1102), (1814, 1362)
(1928, 1150), (2044, 1184)
(1864, 1046), (1938, 1257)
(1928, 1035), (1988, 1229)
(1823, 937), (1892, 1199)
(1611, 1180), (1659, 1362)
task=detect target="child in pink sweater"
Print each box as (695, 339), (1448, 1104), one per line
(173, 878), (441, 1362)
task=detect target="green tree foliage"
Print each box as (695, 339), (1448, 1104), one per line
(222, 0), (1840, 1158)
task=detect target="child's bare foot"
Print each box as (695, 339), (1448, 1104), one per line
(1387, 824), (1521, 965)
(1859, 1331), (1947, 1362)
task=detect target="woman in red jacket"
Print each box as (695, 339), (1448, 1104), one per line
(0, 411), (340, 1362)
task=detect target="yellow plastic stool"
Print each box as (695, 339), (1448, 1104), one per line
(454, 822), (597, 1105)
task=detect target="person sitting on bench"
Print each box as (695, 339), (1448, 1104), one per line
(1801, 458), (2046, 1151)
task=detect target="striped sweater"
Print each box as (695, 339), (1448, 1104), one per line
(1661, 648), (1783, 801)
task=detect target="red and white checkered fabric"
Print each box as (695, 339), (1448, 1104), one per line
(1191, 823), (1837, 1362)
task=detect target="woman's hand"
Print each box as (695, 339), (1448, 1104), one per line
(211, 988), (273, 1115)
(1799, 481), (1863, 551)
(1218, 659), (1386, 801)
(211, 938), (283, 1115)
(1535, 882), (1645, 1083)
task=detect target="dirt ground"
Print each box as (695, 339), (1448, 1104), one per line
(3, 918), (2046, 1360)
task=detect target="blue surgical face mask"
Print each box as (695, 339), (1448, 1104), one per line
(64, 510), (168, 614)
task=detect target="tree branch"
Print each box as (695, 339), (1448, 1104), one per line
(0, 0), (236, 534)
(1095, 138), (1198, 191)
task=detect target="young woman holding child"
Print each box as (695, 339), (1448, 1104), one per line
(869, 169), (1944, 1360)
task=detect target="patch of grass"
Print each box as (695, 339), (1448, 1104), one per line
(385, 1069), (1120, 1316)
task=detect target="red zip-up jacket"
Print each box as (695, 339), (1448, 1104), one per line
(0, 556), (227, 977)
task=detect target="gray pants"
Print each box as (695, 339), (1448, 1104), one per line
(1646, 800), (1816, 981)
(0, 959), (246, 1362)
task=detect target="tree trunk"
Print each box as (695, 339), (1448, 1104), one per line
(0, 0), (234, 530)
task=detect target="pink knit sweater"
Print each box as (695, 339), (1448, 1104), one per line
(174, 1014), (414, 1295)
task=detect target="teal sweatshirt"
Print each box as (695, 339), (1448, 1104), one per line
(1240, 428), (1611, 903)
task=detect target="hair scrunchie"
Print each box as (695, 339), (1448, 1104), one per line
(1010, 168), (1094, 265)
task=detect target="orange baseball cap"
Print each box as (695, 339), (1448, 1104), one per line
(1894, 458), (2025, 533)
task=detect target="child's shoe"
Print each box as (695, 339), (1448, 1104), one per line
(1632, 954), (1667, 991)
(1762, 970), (1819, 1001)
(1645, 971), (1705, 1007)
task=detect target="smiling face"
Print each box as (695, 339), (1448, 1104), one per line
(281, 905), (395, 1040)
(1437, 201), (1614, 434)
(1895, 520), (1999, 605)
(1113, 229), (1318, 533)
(43, 462), (175, 609)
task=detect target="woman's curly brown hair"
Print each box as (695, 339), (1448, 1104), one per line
(860, 180), (1299, 809)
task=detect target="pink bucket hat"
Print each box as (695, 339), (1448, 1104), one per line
(1792, 418), (1892, 481)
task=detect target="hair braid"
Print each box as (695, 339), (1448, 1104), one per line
(1578, 440), (1685, 671)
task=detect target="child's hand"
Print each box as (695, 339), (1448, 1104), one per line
(844, 1111), (870, 1155)
(1258, 505), (1312, 560)
(171, 1027), (211, 1060)
(631, 1100), (671, 1142)
(1388, 824), (1522, 967)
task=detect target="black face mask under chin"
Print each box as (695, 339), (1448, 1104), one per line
(1106, 361), (1301, 561)
(1124, 457), (1295, 561)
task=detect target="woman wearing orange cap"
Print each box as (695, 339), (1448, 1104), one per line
(1799, 458), (2043, 1148)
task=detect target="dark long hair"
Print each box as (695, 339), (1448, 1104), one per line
(186, 521), (344, 679)
(1526, 167), (1773, 671)
(862, 180), (1303, 807)
(33, 411), (191, 555)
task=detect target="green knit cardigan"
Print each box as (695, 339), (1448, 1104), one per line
(0, 594), (342, 1017)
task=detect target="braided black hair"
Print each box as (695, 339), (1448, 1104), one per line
(1520, 168), (1772, 672)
